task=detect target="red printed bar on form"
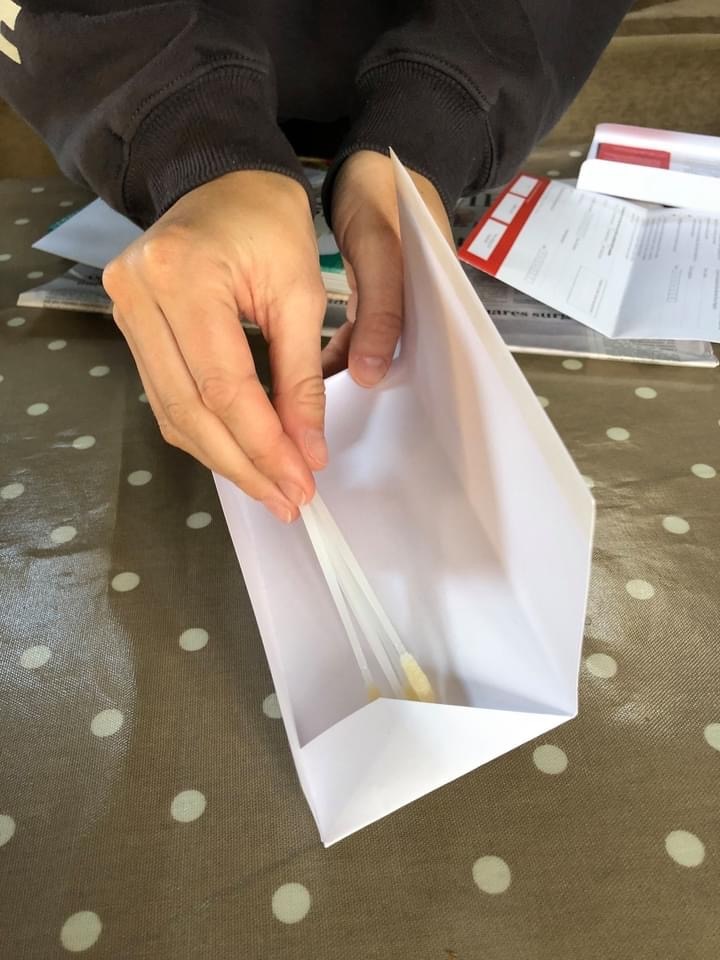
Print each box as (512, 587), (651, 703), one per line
(596, 142), (671, 169)
(458, 174), (551, 276)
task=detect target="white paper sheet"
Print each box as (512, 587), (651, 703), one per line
(34, 198), (142, 269)
(214, 155), (595, 845)
(462, 270), (717, 367)
(577, 123), (720, 212)
(460, 176), (720, 343)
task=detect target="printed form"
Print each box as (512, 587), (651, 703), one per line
(459, 176), (720, 343)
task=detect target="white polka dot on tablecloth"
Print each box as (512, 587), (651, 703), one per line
(635, 387), (657, 399)
(547, 169), (560, 177)
(27, 271), (44, 280)
(111, 571), (140, 593)
(90, 708), (124, 738)
(72, 435), (96, 450)
(20, 645), (52, 669)
(30, 186), (45, 194)
(27, 402), (49, 416)
(14, 218), (30, 226)
(537, 395), (550, 408)
(691, 463), (716, 479)
(7, 315), (25, 327)
(48, 339), (67, 351)
(662, 516), (690, 535)
(472, 856), (511, 894)
(60, 911), (102, 952)
(0, 253), (12, 262)
(626, 579), (655, 600)
(703, 723), (720, 751)
(582, 475), (595, 489)
(138, 392), (148, 403)
(263, 693), (282, 719)
(0, 374), (4, 383)
(532, 744), (568, 774)
(665, 830), (705, 867)
(0, 815), (16, 847)
(1, 482), (24, 500)
(568, 149), (583, 158)
(562, 358), (583, 370)
(606, 427), (630, 441)
(59, 200), (75, 207)
(186, 511), (212, 529)
(171, 789), (206, 823)
(179, 628), (208, 652)
(89, 365), (110, 378)
(50, 525), (77, 545)
(585, 653), (617, 678)
(272, 883), (312, 923)
(127, 470), (152, 486)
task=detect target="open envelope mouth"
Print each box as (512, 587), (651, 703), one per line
(214, 154), (595, 845)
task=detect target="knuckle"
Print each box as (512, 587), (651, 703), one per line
(157, 418), (182, 449)
(360, 309), (402, 344)
(306, 282), (329, 317)
(102, 258), (130, 304)
(163, 398), (196, 438)
(280, 373), (326, 412)
(227, 471), (257, 498)
(140, 226), (192, 279)
(197, 371), (241, 418)
(110, 304), (126, 332)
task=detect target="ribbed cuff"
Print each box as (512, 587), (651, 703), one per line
(122, 65), (313, 227)
(322, 61), (495, 229)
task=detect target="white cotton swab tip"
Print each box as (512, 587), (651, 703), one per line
(400, 653), (436, 703)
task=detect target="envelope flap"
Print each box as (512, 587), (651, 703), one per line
(391, 155), (593, 705)
(300, 697), (572, 846)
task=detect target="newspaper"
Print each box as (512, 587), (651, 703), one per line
(18, 179), (718, 367)
(18, 261), (716, 367)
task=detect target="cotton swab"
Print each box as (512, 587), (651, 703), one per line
(309, 506), (405, 699)
(309, 494), (436, 703)
(300, 503), (382, 701)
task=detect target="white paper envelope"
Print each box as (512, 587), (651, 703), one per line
(214, 155), (594, 846)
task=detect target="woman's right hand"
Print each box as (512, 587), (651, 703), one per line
(103, 170), (328, 523)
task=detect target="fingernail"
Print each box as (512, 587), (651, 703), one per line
(278, 479), (306, 508)
(263, 498), (293, 524)
(305, 429), (328, 467)
(354, 355), (388, 386)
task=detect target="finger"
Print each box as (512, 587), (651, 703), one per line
(342, 223), (403, 387)
(114, 304), (298, 523)
(321, 320), (353, 378)
(342, 257), (358, 325)
(154, 282), (316, 506)
(268, 279), (329, 471)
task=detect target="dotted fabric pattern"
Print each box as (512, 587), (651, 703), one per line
(1, 178), (719, 959)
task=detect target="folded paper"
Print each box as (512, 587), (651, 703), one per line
(577, 123), (720, 213)
(459, 175), (720, 342)
(213, 154), (594, 845)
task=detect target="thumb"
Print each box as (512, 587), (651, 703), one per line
(343, 222), (403, 388)
(269, 281), (329, 478)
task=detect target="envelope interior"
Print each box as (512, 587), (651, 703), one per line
(216, 160), (593, 751)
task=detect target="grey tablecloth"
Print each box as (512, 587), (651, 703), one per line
(1, 178), (718, 959)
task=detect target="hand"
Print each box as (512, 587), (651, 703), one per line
(103, 171), (327, 523)
(322, 151), (454, 381)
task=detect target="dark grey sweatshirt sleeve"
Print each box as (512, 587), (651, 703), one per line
(322, 0), (634, 223)
(0, 2), (312, 227)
